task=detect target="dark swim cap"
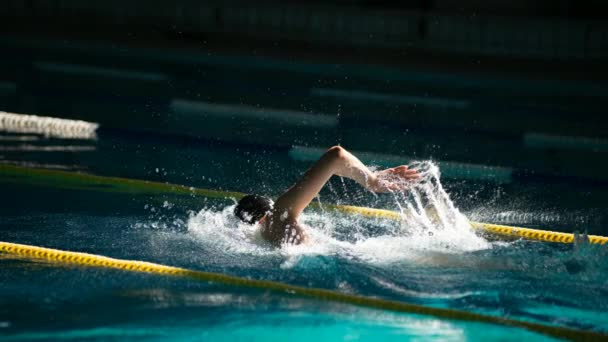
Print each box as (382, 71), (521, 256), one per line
(234, 194), (273, 224)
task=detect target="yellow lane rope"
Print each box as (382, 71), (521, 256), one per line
(469, 222), (597, 244)
(325, 204), (608, 245)
(0, 241), (605, 341)
(1, 163), (607, 245)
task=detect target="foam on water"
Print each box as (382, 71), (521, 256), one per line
(187, 161), (492, 267)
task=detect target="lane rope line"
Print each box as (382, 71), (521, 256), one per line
(1, 163), (607, 245)
(0, 111), (98, 140)
(0, 240), (605, 341)
(325, 203), (608, 245)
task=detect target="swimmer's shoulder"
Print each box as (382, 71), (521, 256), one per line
(260, 214), (308, 246)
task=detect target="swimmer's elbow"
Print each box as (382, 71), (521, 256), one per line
(326, 145), (346, 161)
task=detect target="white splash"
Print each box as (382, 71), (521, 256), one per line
(387, 161), (490, 251)
(187, 161), (490, 268)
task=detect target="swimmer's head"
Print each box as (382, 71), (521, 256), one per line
(234, 194), (273, 224)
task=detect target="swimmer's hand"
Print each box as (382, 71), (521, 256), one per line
(368, 166), (421, 193)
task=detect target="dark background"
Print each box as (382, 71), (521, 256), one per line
(0, 1), (607, 231)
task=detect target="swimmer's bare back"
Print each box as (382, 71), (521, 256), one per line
(261, 146), (421, 246)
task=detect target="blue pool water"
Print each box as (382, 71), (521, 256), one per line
(1, 129), (607, 341)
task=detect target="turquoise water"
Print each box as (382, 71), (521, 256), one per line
(1, 130), (608, 340)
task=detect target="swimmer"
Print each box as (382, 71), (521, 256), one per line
(234, 146), (421, 246)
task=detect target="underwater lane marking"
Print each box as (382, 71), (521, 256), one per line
(310, 88), (470, 109)
(0, 145), (96, 152)
(524, 133), (608, 152)
(171, 99), (337, 128)
(0, 135), (40, 141)
(0, 240), (606, 341)
(34, 61), (168, 82)
(4, 36), (608, 97)
(1, 163), (606, 245)
(0, 160), (85, 171)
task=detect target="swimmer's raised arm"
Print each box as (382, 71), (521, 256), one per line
(236, 146), (421, 245)
(270, 145), (420, 226)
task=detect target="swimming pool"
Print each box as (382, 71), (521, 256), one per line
(1, 126), (607, 341)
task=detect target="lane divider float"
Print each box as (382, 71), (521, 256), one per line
(0, 111), (98, 140)
(326, 203), (607, 245)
